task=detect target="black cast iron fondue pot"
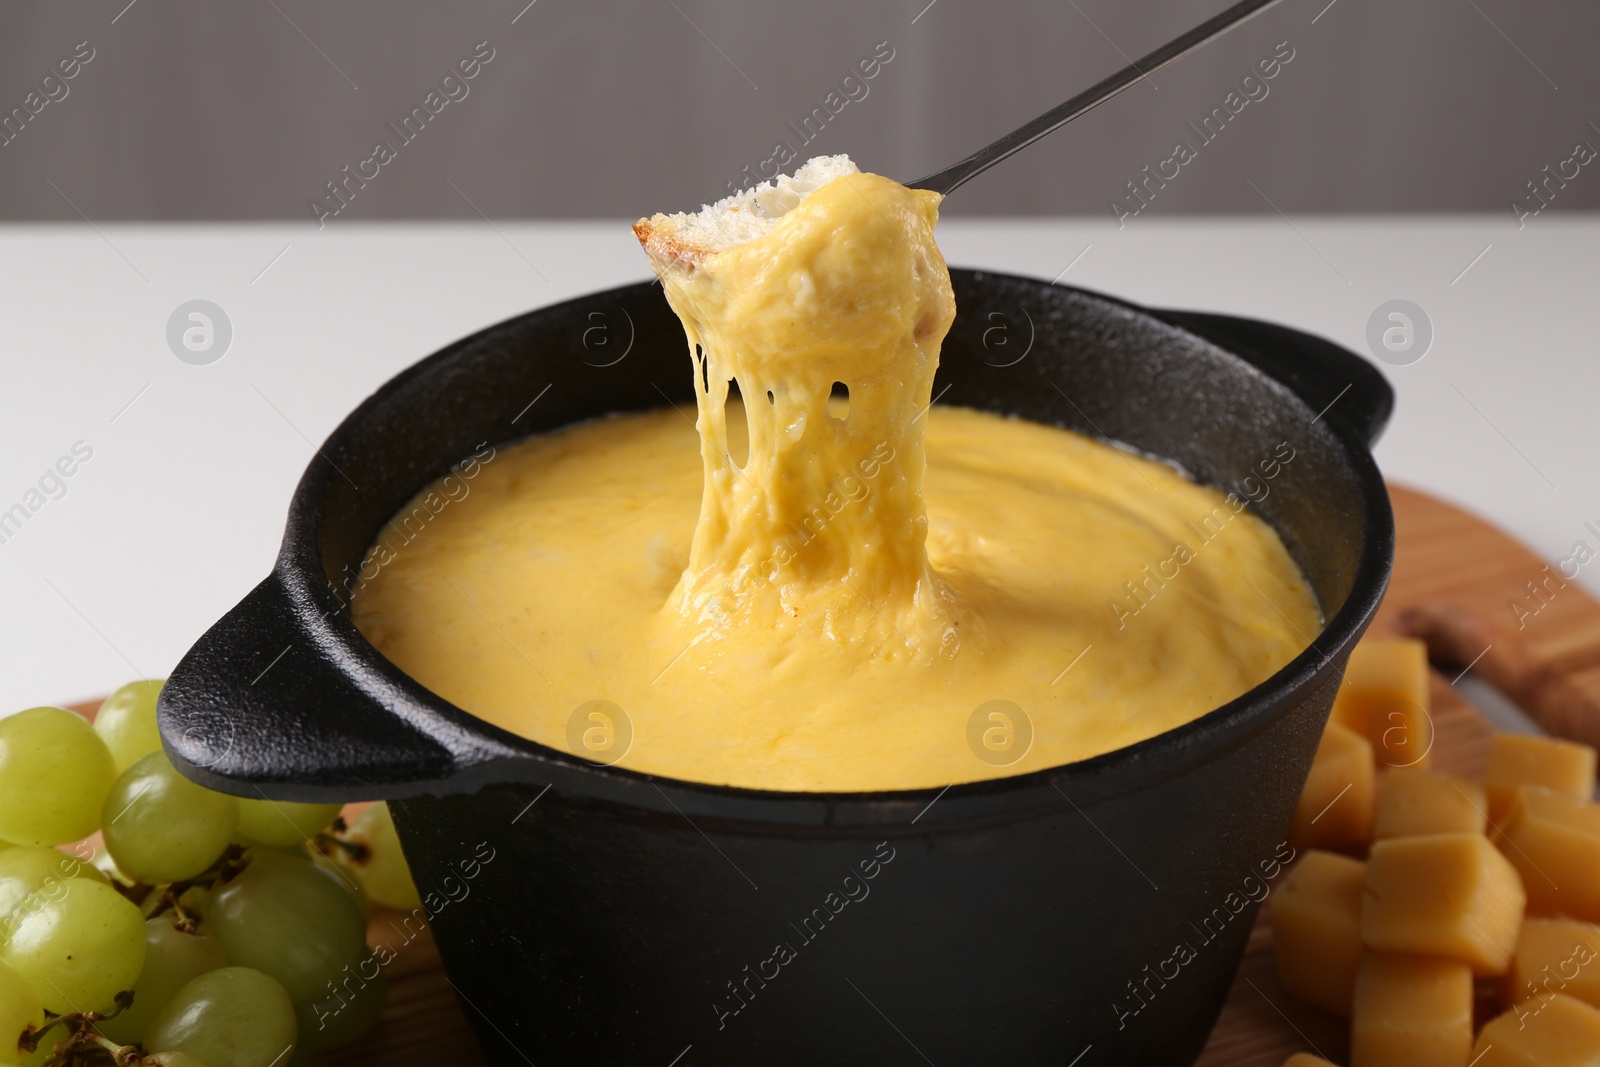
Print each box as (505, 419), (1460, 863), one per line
(159, 269), (1394, 1067)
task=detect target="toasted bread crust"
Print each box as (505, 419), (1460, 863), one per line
(632, 216), (704, 269)
(633, 155), (858, 271)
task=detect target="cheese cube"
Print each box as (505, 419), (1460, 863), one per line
(1289, 720), (1376, 851)
(1350, 953), (1473, 1067)
(1331, 638), (1433, 769)
(1374, 767), (1487, 839)
(1506, 918), (1600, 1011)
(1486, 734), (1597, 823)
(1495, 786), (1600, 920)
(1363, 833), (1525, 975)
(1472, 993), (1600, 1066)
(1272, 851), (1366, 1017)
(1282, 1056), (1336, 1067)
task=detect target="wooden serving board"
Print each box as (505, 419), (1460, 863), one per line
(75, 484), (1600, 1066)
(1196, 483), (1600, 1066)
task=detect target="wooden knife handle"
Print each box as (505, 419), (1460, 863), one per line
(1399, 603), (1600, 749)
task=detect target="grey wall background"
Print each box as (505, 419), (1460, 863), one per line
(0, 0), (1596, 222)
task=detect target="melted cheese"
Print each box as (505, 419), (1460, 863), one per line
(659, 172), (962, 674)
(351, 168), (1321, 791)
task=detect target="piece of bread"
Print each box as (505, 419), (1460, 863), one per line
(633, 154), (858, 267)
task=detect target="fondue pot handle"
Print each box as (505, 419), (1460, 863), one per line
(157, 566), (526, 801)
(1152, 309), (1394, 447)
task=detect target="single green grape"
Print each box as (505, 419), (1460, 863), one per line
(144, 967), (297, 1067)
(202, 852), (368, 1003)
(0, 708), (116, 847)
(234, 800), (341, 849)
(97, 915), (228, 1045)
(101, 753), (239, 885)
(343, 803), (422, 911)
(0, 847), (108, 934)
(93, 680), (165, 775)
(0, 959), (43, 1066)
(0, 877), (145, 1014)
(293, 962), (386, 1052)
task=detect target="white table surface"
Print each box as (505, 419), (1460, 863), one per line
(1, 214), (1594, 711)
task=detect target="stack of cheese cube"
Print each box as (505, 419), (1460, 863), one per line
(1273, 637), (1600, 1067)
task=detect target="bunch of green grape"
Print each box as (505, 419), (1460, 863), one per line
(0, 681), (423, 1067)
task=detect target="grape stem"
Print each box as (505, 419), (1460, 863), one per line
(89, 1031), (142, 1066)
(24, 991), (149, 1067)
(29, 847), (269, 1065)
(137, 844), (250, 928)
